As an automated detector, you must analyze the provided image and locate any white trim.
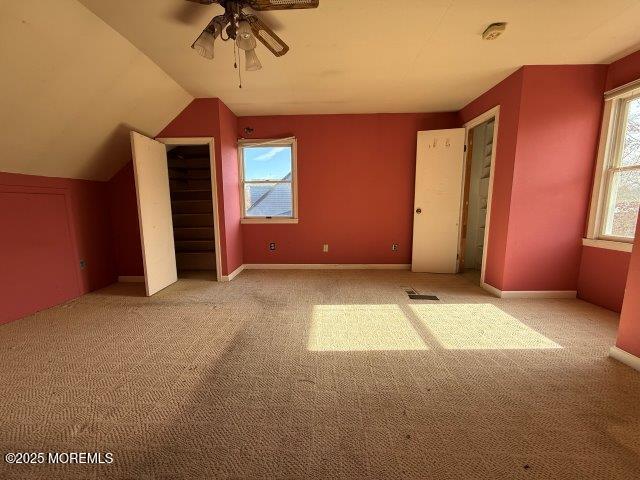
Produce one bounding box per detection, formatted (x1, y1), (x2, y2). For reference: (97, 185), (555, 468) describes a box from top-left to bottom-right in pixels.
(463, 106), (500, 284)
(481, 282), (576, 299)
(241, 218), (299, 224)
(220, 264), (245, 282)
(586, 93), (640, 241)
(604, 78), (640, 101)
(237, 137), (298, 223)
(582, 238), (633, 253)
(243, 264), (411, 270)
(118, 276), (144, 283)
(155, 137), (223, 282)
(464, 105), (500, 130)
(481, 282), (502, 297)
(586, 100), (615, 238)
(499, 290), (577, 299)
(609, 346), (640, 372)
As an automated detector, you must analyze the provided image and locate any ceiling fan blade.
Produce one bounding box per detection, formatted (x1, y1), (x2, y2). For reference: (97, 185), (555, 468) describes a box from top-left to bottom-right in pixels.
(246, 15), (289, 57)
(245, 0), (319, 11)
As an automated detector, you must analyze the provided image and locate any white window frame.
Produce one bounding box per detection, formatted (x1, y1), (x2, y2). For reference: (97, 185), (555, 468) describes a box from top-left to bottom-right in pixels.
(238, 138), (298, 224)
(585, 79), (640, 252)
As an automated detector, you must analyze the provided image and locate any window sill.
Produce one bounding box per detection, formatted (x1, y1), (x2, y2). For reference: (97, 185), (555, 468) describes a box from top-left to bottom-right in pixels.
(241, 218), (299, 225)
(582, 238), (633, 253)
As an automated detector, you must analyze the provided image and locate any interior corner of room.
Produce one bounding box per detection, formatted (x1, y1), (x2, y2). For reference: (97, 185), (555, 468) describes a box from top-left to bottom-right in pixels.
(2, 1), (640, 478)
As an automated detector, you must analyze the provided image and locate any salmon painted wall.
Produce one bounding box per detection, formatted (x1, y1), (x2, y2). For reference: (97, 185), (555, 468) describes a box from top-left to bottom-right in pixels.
(459, 66), (606, 292)
(237, 113), (459, 265)
(108, 162), (144, 276)
(578, 247), (630, 312)
(616, 214), (640, 357)
(0, 172), (116, 324)
(605, 49), (640, 91)
(503, 65), (607, 291)
(217, 101), (243, 274)
(577, 49), (640, 311)
(157, 98), (243, 276)
(458, 69), (525, 290)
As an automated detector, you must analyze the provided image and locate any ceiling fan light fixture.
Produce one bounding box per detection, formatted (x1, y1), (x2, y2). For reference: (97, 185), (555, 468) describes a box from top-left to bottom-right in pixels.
(236, 21), (257, 51)
(245, 48), (263, 71)
(192, 29), (216, 59)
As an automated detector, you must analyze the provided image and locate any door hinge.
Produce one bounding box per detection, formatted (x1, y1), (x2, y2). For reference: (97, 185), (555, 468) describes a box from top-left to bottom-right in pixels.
(464, 145), (467, 152)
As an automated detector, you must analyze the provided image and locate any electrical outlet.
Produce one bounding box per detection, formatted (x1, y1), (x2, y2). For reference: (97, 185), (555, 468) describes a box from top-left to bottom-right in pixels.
(79, 259), (87, 270)
(392, 243), (398, 252)
(269, 242), (276, 251)
(323, 244), (329, 253)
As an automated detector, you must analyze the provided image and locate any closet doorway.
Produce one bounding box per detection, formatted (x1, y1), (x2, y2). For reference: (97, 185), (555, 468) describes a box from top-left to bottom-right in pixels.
(458, 107), (499, 285)
(130, 134), (222, 296)
(158, 137), (222, 283)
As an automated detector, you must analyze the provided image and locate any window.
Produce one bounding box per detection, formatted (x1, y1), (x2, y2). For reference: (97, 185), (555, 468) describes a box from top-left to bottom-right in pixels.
(587, 84), (640, 246)
(238, 138), (298, 223)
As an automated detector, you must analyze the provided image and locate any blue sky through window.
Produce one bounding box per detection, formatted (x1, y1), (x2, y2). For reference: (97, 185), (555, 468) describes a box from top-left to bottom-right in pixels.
(244, 146), (292, 181)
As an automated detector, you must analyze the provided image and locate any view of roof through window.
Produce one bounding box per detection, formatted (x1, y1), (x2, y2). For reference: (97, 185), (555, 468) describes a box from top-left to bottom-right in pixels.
(243, 145), (293, 217)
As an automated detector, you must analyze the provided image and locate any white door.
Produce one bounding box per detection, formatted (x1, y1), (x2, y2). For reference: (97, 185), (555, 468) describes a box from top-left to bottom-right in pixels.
(130, 131), (177, 296)
(411, 128), (466, 273)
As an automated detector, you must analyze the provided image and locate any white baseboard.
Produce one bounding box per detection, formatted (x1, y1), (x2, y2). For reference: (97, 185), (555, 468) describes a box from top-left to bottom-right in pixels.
(481, 282), (577, 299)
(118, 276), (144, 283)
(481, 282), (502, 297)
(609, 346), (640, 372)
(242, 263), (411, 270)
(220, 264), (245, 282)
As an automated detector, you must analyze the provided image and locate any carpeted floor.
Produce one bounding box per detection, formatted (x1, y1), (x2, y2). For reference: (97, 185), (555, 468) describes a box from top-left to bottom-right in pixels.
(1, 270), (639, 479)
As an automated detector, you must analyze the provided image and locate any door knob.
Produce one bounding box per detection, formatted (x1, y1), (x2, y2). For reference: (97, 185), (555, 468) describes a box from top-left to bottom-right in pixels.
(416, 208), (422, 214)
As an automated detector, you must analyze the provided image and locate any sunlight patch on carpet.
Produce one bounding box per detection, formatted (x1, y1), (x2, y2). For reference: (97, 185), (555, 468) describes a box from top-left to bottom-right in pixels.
(409, 304), (561, 350)
(309, 305), (428, 351)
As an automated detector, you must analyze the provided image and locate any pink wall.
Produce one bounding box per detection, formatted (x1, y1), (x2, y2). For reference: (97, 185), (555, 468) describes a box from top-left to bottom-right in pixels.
(218, 101), (243, 274)
(605, 49), (640, 91)
(108, 162), (144, 276)
(459, 66), (607, 292)
(577, 49), (640, 311)
(158, 98), (243, 276)
(504, 65), (607, 291)
(0, 172), (116, 324)
(578, 247), (630, 312)
(616, 215), (640, 357)
(458, 69), (525, 289)
(237, 113), (459, 264)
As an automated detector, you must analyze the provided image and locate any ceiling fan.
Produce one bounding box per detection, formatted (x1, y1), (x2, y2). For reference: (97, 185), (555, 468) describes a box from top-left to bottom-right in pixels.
(187, 0), (319, 71)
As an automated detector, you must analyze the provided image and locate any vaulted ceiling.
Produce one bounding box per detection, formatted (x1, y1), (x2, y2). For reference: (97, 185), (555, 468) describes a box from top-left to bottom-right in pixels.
(1, 1), (640, 181)
(0, 0), (192, 181)
(80, 0), (640, 115)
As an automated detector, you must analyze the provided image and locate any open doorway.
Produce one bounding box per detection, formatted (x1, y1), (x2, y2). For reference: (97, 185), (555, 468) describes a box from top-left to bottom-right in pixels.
(458, 107), (499, 286)
(156, 137), (223, 283)
(167, 145), (218, 279)
(130, 134), (222, 295)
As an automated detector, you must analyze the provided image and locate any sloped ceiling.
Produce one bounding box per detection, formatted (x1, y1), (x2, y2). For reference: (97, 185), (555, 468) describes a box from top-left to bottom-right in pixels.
(78, 0), (640, 116)
(0, 0), (193, 181)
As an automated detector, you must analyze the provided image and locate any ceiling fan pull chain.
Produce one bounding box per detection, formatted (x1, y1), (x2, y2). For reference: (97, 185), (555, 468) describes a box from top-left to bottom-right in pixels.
(234, 42), (243, 89)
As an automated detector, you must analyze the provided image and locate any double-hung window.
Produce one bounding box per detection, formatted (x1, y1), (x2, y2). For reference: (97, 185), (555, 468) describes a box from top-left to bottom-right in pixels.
(238, 138), (298, 223)
(586, 82), (640, 249)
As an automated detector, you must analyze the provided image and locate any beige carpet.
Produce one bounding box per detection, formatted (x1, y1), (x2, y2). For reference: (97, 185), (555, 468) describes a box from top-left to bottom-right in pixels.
(1, 270), (639, 479)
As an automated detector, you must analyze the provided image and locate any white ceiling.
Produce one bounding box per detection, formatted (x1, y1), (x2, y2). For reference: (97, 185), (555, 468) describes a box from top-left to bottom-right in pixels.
(79, 0), (640, 116)
(0, 0), (192, 180)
